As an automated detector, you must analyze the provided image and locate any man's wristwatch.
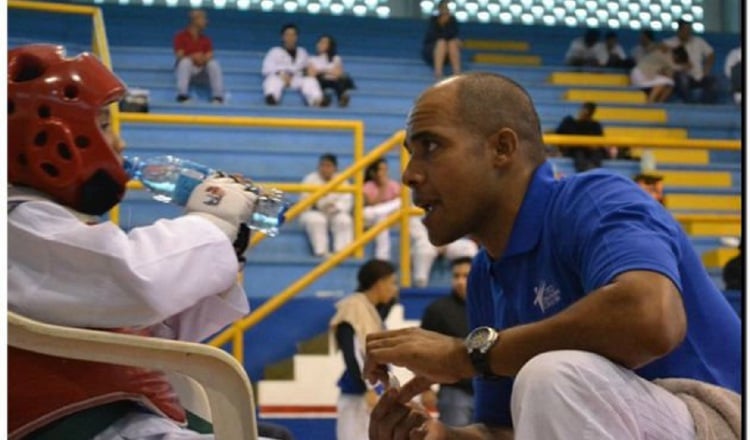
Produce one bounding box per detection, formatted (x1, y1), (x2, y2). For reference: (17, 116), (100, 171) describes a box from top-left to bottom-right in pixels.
(464, 326), (499, 377)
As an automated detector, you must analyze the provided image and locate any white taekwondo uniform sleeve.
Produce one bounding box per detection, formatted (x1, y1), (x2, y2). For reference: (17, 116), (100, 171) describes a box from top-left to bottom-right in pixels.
(8, 199), (249, 341)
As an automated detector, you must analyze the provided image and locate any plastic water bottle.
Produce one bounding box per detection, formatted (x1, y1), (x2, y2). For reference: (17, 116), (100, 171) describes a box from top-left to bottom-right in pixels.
(124, 155), (288, 237)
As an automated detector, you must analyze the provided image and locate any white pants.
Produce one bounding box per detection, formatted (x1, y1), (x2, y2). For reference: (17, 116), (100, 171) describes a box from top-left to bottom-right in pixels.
(93, 411), (275, 440)
(175, 58), (224, 98)
(299, 210), (353, 256)
(336, 394), (369, 440)
(511, 350), (696, 440)
(364, 198), (402, 261)
(411, 218), (478, 287)
(263, 73), (323, 106)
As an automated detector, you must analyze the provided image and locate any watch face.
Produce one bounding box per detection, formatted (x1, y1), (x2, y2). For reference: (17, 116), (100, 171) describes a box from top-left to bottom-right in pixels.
(466, 327), (491, 350)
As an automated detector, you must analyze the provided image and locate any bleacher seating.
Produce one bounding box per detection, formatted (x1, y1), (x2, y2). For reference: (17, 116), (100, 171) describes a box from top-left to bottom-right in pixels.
(9, 4), (742, 437)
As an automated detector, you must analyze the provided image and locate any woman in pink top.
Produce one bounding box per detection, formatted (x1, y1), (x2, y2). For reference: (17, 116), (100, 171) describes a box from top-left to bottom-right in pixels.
(363, 159), (401, 260)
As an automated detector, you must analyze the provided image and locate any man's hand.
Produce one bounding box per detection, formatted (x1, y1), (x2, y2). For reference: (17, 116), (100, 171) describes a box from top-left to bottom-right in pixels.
(365, 328), (474, 387)
(190, 52), (206, 66)
(369, 388), (434, 440)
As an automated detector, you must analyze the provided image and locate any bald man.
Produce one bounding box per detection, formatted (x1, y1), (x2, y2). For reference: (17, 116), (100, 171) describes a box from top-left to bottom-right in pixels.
(173, 9), (224, 103)
(364, 72), (739, 439)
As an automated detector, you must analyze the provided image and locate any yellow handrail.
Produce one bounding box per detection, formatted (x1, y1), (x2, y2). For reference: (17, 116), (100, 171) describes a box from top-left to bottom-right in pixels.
(208, 131), (410, 360)
(112, 112), (366, 256)
(543, 134), (740, 150)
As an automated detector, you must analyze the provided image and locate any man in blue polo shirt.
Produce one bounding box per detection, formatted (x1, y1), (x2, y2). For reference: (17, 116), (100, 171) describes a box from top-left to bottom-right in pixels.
(364, 72), (740, 439)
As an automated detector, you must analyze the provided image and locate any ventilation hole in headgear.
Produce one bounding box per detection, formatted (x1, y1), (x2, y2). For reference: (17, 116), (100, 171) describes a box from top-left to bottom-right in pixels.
(17, 153), (27, 167)
(34, 131), (48, 146)
(38, 105), (51, 118)
(63, 85), (79, 100)
(9, 100), (15, 115)
(74, 136), (90, 148)
(41, 163), (59, 177)
(57, 143), (72, 160)
(11, 54), (46, 82)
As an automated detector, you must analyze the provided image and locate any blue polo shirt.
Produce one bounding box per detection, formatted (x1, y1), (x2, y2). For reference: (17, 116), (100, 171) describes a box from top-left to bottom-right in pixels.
(468, 161), (741, 427)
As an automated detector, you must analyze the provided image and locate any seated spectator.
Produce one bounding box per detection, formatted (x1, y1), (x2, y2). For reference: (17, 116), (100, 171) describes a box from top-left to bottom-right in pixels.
(421, 0), (461, 80)
(364, 158), (402, 261)
(564, 29), (604, 67)
(554, 101), (606, 172)
(633, 173), (665, 205)
(262, 23), (326, 107)
(298, 153), (353, 258)
(173, 9), (224, 103)
(8, 44), (285, 440)
(598, 31), (633, 69)
(308, 35), (356, 107)
(630, 29), (657, 63)
(724, 46), (742, 104)
(663, 19), (718, 103)
(410, 217), (478, 288)
(630, 31), (675, 103)
(722, 239), (743, 291)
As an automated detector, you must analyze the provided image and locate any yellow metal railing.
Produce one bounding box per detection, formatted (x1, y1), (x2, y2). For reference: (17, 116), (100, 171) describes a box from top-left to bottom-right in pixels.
(113, 112), (367, 257)
(543, 134), (741, 150)
(208, 131), (409, 362)
(9, 0), (120, 132)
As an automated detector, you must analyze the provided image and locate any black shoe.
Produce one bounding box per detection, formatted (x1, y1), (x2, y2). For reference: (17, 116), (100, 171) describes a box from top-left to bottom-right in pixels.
(176, 94), (190, 103)
(211, 97), (224, 104)
(321, 95), (332, 107)
(338, 93), (350, 107)
(265, 94), (277, 105)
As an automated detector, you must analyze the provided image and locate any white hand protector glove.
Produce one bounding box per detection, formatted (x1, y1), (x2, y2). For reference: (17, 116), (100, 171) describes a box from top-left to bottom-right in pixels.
(185, 177), (258, 241)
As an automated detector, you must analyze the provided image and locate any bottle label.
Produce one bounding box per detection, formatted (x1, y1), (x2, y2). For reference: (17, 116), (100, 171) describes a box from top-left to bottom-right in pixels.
(173, 169), (206, 206)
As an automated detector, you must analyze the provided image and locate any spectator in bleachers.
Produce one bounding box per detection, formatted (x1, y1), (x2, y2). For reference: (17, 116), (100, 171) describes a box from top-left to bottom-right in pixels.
(308, 35), (356, 107)
(419, 257), (475, 427)
(173, 9), (224, 103)
(330, 259), (399, 440)
(422, 0), (462, 80)
(411, 217), (478, 288)
(597, 31), (633, 69)
(633, 173), (665, 205)
(722, 239), (743, 291)
(262, 23), (326, 107)
(8, 44), (285, 440)
(724, 46), (742, 105)
(554, 101), (606, 172)
(629, 31), (675, 103)
(564, 28), (604, 67)
(630, 30), (657, 63)
(298, 153), (354, 258)
(364, 158), (402, 261)
(663, 19), (718, 104)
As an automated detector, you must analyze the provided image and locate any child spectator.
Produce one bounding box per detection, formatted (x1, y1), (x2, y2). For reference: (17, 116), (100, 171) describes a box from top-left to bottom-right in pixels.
(308, 35), (356, 107)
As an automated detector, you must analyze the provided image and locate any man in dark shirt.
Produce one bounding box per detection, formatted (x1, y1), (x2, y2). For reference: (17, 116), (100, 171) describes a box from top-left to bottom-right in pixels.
(420, 257), (474, 426)
(555, 101), (606, 172)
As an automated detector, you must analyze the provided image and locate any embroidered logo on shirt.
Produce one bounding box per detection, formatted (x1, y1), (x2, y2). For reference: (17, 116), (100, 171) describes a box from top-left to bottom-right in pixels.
(533, 281), (561, 313)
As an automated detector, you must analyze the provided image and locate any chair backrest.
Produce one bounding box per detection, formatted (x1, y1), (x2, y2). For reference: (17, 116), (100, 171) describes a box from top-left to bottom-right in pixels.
(7, 311), (258, 440)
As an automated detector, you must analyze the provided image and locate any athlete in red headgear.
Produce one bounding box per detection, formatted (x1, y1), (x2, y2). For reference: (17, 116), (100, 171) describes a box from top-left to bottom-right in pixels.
(7, 44), (275, 439)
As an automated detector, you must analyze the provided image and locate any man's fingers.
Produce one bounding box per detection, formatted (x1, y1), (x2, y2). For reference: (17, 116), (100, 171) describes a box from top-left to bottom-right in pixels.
(397, 376), (435, 404)
(370, 389), (410, 440)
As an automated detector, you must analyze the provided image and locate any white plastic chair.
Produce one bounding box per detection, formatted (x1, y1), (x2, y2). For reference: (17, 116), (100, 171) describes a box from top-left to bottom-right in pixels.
(8, 311), (258, 440)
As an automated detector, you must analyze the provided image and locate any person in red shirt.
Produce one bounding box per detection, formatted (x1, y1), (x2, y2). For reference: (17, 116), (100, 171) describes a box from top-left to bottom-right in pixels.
(173, 9), (224, 103)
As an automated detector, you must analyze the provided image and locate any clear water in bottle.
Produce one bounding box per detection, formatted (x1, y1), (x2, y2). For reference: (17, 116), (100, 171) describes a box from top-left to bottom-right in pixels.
(124, 155), (288, 236)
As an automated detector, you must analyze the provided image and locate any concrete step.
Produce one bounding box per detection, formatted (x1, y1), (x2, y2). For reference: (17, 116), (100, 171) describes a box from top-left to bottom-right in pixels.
(549, 72), (630, 87)
(665, 194), (741, 212)
(564, 88), (647, 104)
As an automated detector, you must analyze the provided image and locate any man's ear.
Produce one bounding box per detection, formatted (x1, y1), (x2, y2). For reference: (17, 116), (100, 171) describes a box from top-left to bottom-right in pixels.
(488, 127), (519, 168)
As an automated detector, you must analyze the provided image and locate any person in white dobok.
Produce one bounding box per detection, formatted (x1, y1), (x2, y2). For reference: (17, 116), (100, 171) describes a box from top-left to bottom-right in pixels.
(8, 44), (287, 440)
(410, 217), (478, 287)
(298, 153), (354, 257)
(261, 22), (325, 107)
